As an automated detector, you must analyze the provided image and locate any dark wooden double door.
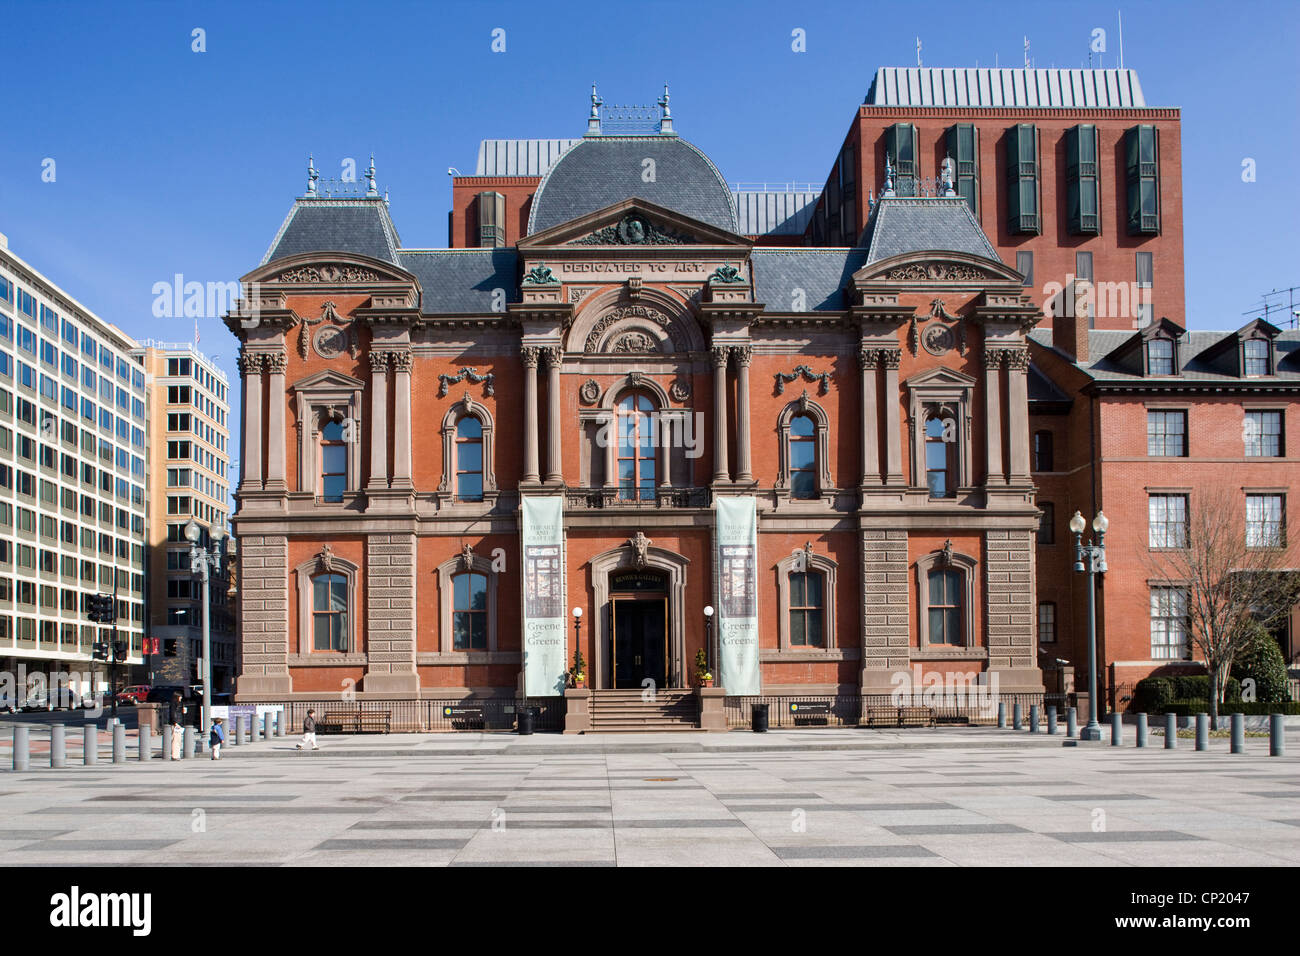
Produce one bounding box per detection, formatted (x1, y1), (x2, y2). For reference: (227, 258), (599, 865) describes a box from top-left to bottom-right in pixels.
(612, 597), (667, 689)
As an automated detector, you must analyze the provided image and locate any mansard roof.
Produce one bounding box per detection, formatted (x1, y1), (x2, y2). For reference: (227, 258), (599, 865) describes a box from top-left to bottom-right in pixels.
(528, 136), (738, 235)
(750, 248), (870, 313)
(397, 249), (518, 315)
(261, 198), (402, 265)
(861, 196), (1001, 264)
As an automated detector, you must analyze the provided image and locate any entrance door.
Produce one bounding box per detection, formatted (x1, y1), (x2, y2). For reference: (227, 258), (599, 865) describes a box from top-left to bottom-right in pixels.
(612, 599), (667, 689)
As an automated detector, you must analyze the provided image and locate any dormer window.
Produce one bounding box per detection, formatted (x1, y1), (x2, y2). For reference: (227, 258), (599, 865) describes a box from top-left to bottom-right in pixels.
(1146, 338), (1174, 375)
(1243, 339), (1270, 377)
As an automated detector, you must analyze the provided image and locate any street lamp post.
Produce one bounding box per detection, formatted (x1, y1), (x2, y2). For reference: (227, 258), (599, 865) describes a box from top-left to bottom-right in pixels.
(703, 605), (715, 684)
(571, 607), (582, 684)
(185, 519), (235, 735)
(1069, 510), (1108, 742)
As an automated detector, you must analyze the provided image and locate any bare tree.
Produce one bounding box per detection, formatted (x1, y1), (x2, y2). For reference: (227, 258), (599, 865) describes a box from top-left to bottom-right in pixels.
(1143, 485), (1300, 722)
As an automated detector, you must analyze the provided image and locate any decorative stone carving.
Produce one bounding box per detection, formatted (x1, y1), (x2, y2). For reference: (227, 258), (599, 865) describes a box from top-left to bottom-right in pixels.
(732, 344), (753, 367)
(313, 325), (348, 359)
(774, 364), (830, 395)
(317, 544), (335, 573)
(437, 366), (494, 397)
(263, 351), (288, 374)
(584, 304), (686, 353)
(569, 287), (594, 306)
(273, 264), (380, 284)
(458, 544), (475, 572)
(520, 346), (540, 369)
(573, 214), (695, 246)
(982, 349), (1005, 369)
(796, 389), (812, 414)
(669, 379), (691, 402)
(237, 350), (263, 374)
(921, 323), (956, 356)
(880, 348), (902, 370)
(579, 379), (601, 405)
(885, 262), (993, 282)
(710, 345), (730, 368)
(627, 276), (642, 301)
(939, 539), (954, 567)
(629, 532), (652, 570)
(540, 346), (563, 368)
(390, 350), (413, 373)
(628, 370), (644, 388)
(708, 264), (745, 284)
(368, 351), (390, 373)
(522, 263), (557, 285)
(612, 332), (658, 353)
(1003, 348), (1032, 371)
(858, 347), (880, 370)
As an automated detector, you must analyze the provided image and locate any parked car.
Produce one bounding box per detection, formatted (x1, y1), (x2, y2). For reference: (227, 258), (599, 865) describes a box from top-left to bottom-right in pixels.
(20, 689), (82, 711)
(19, 694), (52, 712)
(116, 685), (150, 705)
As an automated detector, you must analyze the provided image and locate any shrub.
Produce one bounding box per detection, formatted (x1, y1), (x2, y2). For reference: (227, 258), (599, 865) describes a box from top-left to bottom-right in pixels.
(1165, 701), (1300, 716)
(1231, 622), (1292, 703)
(1133, 678), (1174, 714)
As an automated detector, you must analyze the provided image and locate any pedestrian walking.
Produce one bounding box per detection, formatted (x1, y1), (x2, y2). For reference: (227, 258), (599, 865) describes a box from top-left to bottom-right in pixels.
(209, 717), (225, 760)
(168, 691), (185, 759)
(296, 709), (320, 751)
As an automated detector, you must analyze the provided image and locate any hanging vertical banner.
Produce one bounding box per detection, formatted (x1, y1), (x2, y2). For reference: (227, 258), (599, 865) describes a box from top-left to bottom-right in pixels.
(521, 495), (567, 697)
(715, 495), (760, 695)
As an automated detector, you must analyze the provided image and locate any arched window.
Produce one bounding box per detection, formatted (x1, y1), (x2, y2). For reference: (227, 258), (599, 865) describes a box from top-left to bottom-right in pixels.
(456, 416), (484, 501)
(788, 570), (824, 646)
(312, 573), (348, 651)
(927, 569), (962, 645)
(452, 572), (488, 650)
(925, 413), (956, 498)
(320, 420), (347, 502)
(789, 415), (817, 499)
(617, 390), (656, 500)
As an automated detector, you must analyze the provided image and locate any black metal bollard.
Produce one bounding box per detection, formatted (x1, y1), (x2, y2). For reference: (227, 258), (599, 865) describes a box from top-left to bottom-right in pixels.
(997, 702), (1006, 728)
(51, 723), (66, 768)
(1136, 713), (1148, 748)
(13, 724), (31, 772)
(1271, 713), (1285, 757)
(1230, 713), (1245, 755)
(1195, 714), (1208, 752)
(1066, 707), (1077, 738)
(1164, 712), (1177, 749)
(1111, 712), (1122, 746)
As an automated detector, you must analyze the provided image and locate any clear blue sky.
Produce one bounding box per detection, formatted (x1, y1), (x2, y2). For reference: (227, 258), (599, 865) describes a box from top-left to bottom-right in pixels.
(1, 0), (1296, 408)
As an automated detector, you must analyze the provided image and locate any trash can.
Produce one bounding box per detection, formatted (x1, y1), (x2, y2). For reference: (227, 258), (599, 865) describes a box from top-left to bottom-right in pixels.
(751, 703), (769, 733)
(517, 707), (534, 735)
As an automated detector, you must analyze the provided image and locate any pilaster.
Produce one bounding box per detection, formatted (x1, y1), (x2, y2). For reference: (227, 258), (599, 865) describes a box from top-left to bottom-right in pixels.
(363, 533), (419, 694)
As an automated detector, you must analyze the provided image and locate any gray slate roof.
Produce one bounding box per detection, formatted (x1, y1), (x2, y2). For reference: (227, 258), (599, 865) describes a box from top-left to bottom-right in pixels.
(863, 197), (1001, 264)
(1029, 328), (1300, 383)
(866, 67), (1147, 108)
(398, 250), (518, 314)
(733, 190), (819, 236)
(751, 248), (870, 312)
(261, 199), (402, 265)
(528, 136), (737, 235)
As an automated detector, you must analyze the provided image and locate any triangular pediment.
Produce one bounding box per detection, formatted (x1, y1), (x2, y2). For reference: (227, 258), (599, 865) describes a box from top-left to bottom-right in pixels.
(242, 251), (415, 287)
(290, 369), (366, 392)
(903, 365), (978, 388)
(518, 198), (750, 250)
(853, 250), (1022, 286)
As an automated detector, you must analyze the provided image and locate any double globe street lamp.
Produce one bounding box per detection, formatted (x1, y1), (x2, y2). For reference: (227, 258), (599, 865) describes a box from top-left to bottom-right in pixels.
(184, 519), (236, 735)
(1069, 510), (1108, 742)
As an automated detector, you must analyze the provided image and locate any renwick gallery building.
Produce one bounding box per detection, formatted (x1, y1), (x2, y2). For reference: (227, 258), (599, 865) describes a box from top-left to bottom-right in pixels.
(226, 68), (1299, 730)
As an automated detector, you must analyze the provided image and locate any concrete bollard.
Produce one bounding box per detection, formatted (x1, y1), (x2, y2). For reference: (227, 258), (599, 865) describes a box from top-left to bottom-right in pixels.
(13, 724), (31, 772)
(1066, 707), (1077, 738)
(276, 712), (286, 737)
(238, 716), (249, 746)
(1136, 713), (1148, 748)
(1047, 706), (1058, 735)
(1271, 713), (1285, 757)
(1111, 712), (1122, 746)
(1230, 713), (1245, 755)
(161, 725), (174, 761)
(1195, 714), (1208, 752)
(84, 723), (98, 765)
(112, 723), (126, 763)
(1013, 701), (1023, 730)
(1029, 704), (1040, 733)
(1164, 712), (1177, 749)
(138, 725), (152, 761)
(997, 702), (1006, 729)
(263, 714), (273, 740)
(51, 723), (66, 768)
(182, 727), (195, 759)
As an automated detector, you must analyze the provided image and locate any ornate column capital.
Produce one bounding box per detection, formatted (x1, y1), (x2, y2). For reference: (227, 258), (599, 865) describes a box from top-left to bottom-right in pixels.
(520, 345), (540, 369)
(858, 347), (880, 371)
(540, 345), (563, 369)
(879, 348), (902, 370)
(264, 350), (288, 375)
(710, 345), (731, 369)
(1003, 347), (1032, 372)
(982, 348), (1006, 370)
(390, 350), (413, 373)
(368, 350), (391, 373)
(237, 349), (263, 374)
(731, 344), (753, 368)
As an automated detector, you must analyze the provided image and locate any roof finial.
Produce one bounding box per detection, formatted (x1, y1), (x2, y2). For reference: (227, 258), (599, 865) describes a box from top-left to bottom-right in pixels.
(940, 154), (956, 197)
(306, 155), (318, 197)
(658, 83), (674, 135)
(365, 154), (378, 197)
(883, 156), (896, 197)
(587, 84), (603, 136)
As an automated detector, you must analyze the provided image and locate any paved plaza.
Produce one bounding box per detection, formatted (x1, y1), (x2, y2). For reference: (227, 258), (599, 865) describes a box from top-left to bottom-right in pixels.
(0, 728), (1297, 866)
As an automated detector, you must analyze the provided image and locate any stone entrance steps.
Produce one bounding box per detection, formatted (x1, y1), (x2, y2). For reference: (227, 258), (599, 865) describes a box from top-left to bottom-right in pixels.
(589, 689), (701, 733)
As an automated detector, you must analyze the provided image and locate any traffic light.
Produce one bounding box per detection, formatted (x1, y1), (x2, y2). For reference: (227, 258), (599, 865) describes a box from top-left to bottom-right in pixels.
(112, 641), (127, 661)
(85, 594), (114, 624)
(91, 641), (109, 661)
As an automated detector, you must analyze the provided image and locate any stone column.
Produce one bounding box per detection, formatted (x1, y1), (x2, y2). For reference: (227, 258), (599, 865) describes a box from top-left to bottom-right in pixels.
(367, 351), (389, 490)
(881, 348), (903, 484)
(983, 349), (1005, 486)
(521, 347), (541, 483)
(859, 348), (879, 485)
(710, 345), (730, 483)
(390, 350), (413, 489)
(733, 345), (753, 482)
(239, 350), (263, 492)
(542, 346), (563, 484)
(263, 350), (287, 491)
(1005, 347), (1032, 482)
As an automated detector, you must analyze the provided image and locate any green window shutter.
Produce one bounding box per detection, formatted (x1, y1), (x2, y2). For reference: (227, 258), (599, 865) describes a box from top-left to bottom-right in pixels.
(1125, 125), (1160, 235)
(1066, 124), (1100, 235)
(945, 123), (979, 215)
(1005, 124), (1040, 235)
(477, 191), (505, 248)
(886, 123), (918, 197)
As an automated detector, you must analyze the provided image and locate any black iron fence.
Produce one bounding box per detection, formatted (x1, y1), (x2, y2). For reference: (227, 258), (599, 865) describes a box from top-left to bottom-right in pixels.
(244, 697), (563, 734)
(724, 692), (1049, 729)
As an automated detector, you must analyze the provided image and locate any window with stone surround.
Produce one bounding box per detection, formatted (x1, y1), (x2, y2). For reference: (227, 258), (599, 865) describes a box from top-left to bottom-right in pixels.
(293, 551), (358, 656)
(319, 420), (347, 502)
(439, 397), (497, 505)
(775, 548), (838, 651)
(436, 551), (499, 654)
(452, 572), (488, 650)
(914, 547), (977, 650)
(312, 574), (348, 651)
(775, 395), (832, 502)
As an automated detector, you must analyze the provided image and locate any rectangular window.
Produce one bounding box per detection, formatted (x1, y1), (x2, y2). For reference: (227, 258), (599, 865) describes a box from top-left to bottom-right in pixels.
(1243, 339), (1270, 377)
(1146, 339), (1175, 375)
(1005, 124), (1040, 234)
(1015, 251), (1033, 287)
(1125, 125), (1160, 234)
(477, 191), (506, 249)
(1147, 410), (1187, 456)
(1033, 430), (1054, 472)
(1244, 410), (1283, 457)
(1037, 502), (1055, 545)
(1246, 494), (1285, 548)
(1075, 251), (1094, 283)
(1149, 494), (1188, 549)
(1065, 124), (1100, 234)
(1150, 587), (1188, 659)
(945, 123), (979, 215)
(885, 123), (919, 197)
